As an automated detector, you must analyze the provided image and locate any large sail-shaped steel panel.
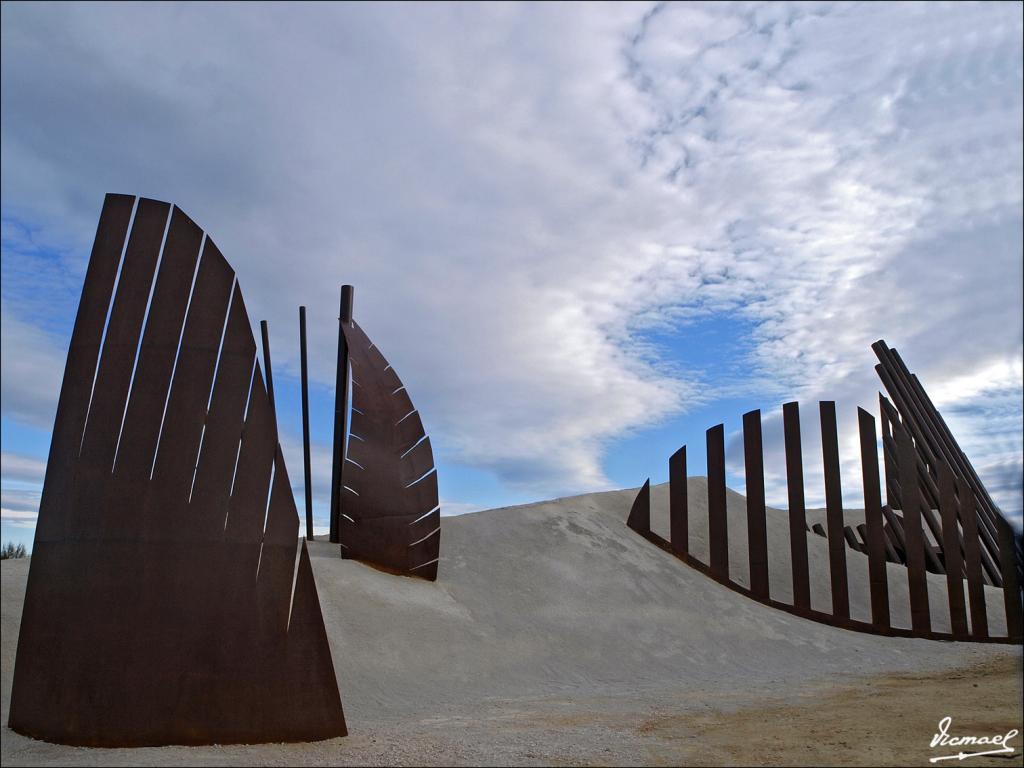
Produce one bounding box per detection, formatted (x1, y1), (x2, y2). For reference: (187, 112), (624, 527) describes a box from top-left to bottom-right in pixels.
(8, 194), (347, 746)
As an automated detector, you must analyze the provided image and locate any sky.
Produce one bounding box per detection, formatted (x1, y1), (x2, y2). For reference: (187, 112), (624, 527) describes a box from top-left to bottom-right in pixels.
(1, 1), (1022, 551)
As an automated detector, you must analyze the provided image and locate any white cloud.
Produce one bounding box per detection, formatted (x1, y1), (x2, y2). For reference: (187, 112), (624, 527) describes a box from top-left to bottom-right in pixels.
(0, 308), (64, 429)
(1, 508), (37, 521)
(1, 2), (1020, 514)
(0, 452), (47, 485)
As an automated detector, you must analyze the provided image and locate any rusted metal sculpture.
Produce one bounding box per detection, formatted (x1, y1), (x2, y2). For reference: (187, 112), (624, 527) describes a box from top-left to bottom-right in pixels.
(626, 384), (1022, 644)
(8, 194), (347, 746)
(330, 287), (441, 580)
(874, 340), (1003, 585)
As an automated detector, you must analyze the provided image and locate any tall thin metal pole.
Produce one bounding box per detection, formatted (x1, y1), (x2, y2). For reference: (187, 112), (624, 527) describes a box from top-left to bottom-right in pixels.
(260, 320), (276, 423)
(329, 285), (354, 545)
(299, 306), (314, 540)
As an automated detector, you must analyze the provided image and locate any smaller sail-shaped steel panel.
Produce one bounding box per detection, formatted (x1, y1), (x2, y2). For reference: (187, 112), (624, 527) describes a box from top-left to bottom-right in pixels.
(340, 319), (440, 580)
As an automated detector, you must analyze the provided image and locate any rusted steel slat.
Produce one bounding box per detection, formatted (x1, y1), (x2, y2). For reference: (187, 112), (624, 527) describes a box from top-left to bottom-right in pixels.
(819, 401), (849, 620)
(908, 369), (1004, 569)
(857, 408), (890, 630)
(881, 357), (984, 572)
(669, 446), (688, 556)
(881, 528), (901, 563)
(879, 394), (901, 510)
(260, 320), (276, 420)
(842, 527), (862, 552)
(783, 402), (810, 610)
(35, 194), (135, 542)
(707, 424), (729, 580)
(959, 479), (988, 639)
(743, 410), (769, 599)
(876, 378), (950, 576)
(896, 423), (930, 635)
(330, 285), (354, 544)
(876, 352), (1000, 584)
(258, 447), (301, 633)
(224, 366), (276, 545)
(149, 241), (234, 526)
(913, 371), (1003, 535)
(117, 207), (205, 542)
(996, 515), (1023, 642)
(881, 504), (906, 551)
(72, 199), (170, 539)
(890, 345), (1001, 527)
(626, 479), (651, 535)
(189, 285), (255, 540)
(938, 464), (969, 638)
(853, 524), (870, 552)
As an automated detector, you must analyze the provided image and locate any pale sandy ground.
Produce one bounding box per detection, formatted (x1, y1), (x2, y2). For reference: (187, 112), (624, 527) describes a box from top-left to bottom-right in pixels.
(1, 481), (1021, 766)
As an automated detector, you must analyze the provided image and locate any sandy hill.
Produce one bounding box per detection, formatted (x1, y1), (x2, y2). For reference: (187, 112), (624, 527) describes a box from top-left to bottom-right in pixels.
(1, 482), (1018, 766)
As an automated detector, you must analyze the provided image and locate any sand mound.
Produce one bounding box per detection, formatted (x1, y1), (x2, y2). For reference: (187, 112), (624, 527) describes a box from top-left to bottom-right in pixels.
(2, 482), (1016, 764)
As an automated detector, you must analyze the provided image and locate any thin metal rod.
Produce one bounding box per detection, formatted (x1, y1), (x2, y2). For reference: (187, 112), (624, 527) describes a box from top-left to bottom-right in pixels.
(299, 306), (314, 541)
(329, 285), (354, 545)
(260, 320), (276, 424)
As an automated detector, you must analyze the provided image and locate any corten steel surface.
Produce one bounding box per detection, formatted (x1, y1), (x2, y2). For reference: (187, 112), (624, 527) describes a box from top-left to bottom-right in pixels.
(857, 408), (890, 631)
(879, 396), (901, 510)
(819, 402), (850, 620)
(743, 410), (769, 600)
(627, 479), (652, 535)
(874, 340), (1004, 586)
(337, 312), (441, 580)
(783, 402), (811, 610)
(706, 424), (729, 580)
(623, 397), (1020, 644)
(260, 319), (276, 420)
(996, 516), (1024, 642)
(895, 422), (931, 634)
(329, 286), (354, 544)
(669, 447), (687, 556)
(843, 526), (864, 553)
(938, 465), (969, 638)
(878, 394), (958, 576)
(960, 480), (989, 640)
(8, 194), (347, 747)
(879, 390), (969, 578)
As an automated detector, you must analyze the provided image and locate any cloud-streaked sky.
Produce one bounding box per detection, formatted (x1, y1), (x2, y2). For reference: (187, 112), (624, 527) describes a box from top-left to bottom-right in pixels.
(2, 1), (1022, 548)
